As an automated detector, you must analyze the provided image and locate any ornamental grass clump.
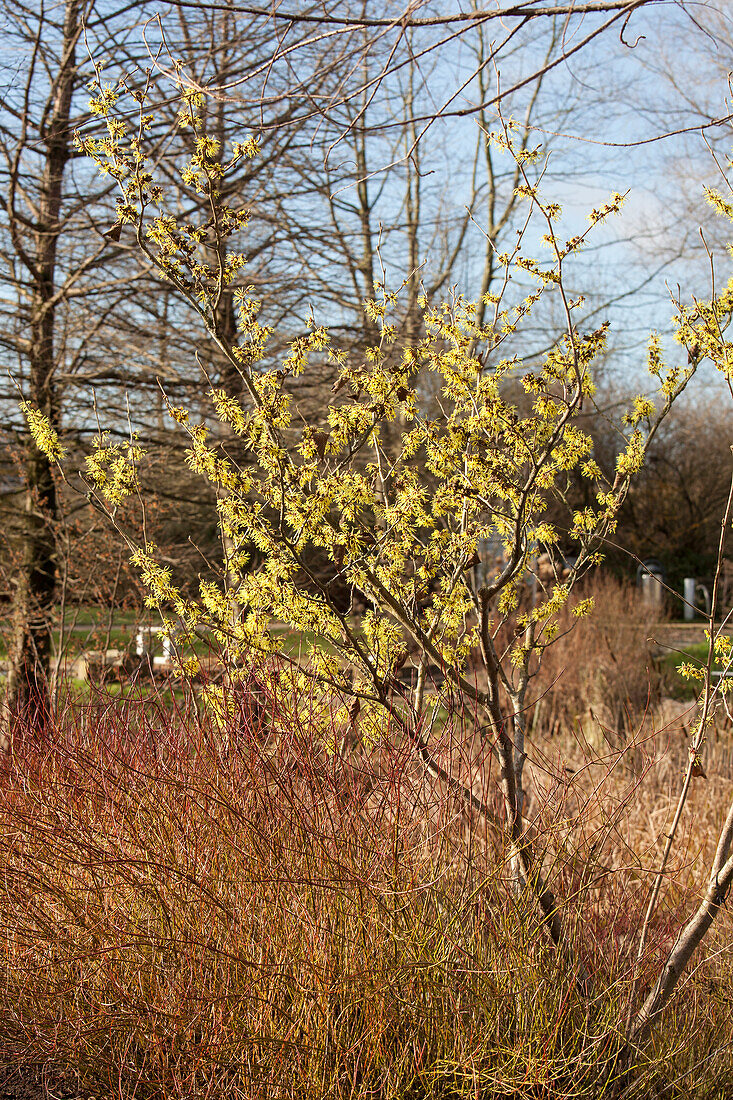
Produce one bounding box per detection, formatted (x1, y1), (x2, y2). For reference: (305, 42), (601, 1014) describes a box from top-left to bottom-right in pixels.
(0, 678), (584, 1098)
(1, 680), (733, 1098)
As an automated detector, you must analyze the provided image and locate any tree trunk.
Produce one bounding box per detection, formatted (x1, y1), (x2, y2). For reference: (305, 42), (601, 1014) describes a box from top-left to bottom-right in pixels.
(6, 0), (79, 734)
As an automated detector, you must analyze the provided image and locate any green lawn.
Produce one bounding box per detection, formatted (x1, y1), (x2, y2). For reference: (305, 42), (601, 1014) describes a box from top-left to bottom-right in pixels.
(658, 641), (732, 699)
(0, 608), (353, 688)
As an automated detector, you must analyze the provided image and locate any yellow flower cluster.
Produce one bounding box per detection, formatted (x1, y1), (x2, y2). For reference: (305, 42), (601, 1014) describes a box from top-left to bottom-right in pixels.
(20, 402), (65, 463)
(66, 75), (722, 734)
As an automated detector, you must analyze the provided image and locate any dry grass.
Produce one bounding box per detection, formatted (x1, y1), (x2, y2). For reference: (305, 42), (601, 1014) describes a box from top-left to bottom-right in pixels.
(527, 576), (667, 743)
(1, 648), (733, 1097)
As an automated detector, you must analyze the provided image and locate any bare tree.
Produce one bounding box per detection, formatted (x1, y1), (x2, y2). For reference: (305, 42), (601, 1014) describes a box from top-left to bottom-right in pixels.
(1, 0), (87, 729)
(0, 0), (354, 728)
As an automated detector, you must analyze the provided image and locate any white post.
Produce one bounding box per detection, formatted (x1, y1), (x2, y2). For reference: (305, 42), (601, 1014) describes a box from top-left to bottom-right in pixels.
(683, 577), (696, 622)
(641, 573), (663, 608)
(135, 625), (155, 657)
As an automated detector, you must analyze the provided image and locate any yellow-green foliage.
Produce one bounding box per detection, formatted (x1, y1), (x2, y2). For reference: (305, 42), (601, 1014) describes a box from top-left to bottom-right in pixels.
(20, 401), (65, 463)
(62, 76), (712, 719)
(85, 434), (146, 508)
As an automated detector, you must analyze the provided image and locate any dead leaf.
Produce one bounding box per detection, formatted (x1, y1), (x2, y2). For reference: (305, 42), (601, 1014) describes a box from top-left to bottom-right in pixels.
(313, 430), (329, 460)
(393, 650), (408, 673)
(691, 753), (708, 779)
